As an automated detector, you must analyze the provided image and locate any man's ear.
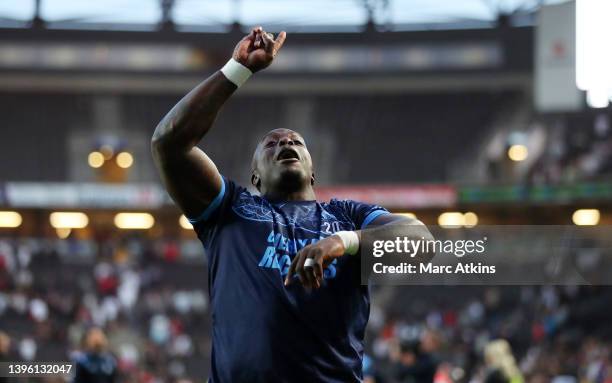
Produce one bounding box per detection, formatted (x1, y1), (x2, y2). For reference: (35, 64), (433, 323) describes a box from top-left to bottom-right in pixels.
(311, 173), (315, 185)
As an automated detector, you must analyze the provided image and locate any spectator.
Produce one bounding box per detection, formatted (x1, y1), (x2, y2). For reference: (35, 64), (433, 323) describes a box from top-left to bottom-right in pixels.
(391, 339), (438, 383)
(484, 339), (524, 383)
(73, 327), (117, 383)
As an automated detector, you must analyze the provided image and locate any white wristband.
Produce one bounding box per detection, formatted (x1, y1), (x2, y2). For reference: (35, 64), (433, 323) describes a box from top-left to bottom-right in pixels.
(334, 231), (360, 255)
(220, 58), (252, 87)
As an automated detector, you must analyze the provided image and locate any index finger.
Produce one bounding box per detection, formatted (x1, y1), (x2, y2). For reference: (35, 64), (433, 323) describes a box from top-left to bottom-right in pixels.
(245, 28), (257, 41)
(273, 31), (287, 55)
(284, 250), (299, 285)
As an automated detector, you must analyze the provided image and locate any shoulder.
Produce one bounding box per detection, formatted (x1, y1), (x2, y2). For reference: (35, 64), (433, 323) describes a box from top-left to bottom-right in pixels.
(229, 182), (269, 215)
(327, 198), (386, 214)
(326, 198), (391, 229)
(327, 198), (354, 208)
(221, 177), (260, 206)
(73, 352), (94, 372)
(188, 177), (251, 225)
(102, 352), (117, 364)
(73, 351), (88, 365)
(322, 198), (354, 216)
(189, 177), (268, 237)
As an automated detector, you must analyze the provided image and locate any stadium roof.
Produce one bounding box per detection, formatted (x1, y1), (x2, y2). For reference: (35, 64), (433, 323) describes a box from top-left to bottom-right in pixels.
(0, 0), (571, 32)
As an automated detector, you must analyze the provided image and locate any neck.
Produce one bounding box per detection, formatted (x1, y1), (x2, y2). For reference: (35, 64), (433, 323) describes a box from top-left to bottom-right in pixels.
(262, 186), (316, 202)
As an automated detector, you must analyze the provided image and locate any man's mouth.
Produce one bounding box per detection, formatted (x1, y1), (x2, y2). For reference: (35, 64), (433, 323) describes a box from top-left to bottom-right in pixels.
(276, 148), (300, 162)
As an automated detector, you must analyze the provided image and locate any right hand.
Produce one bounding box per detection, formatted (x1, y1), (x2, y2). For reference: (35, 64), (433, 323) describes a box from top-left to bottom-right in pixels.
(284, 234), (347, 289)
(232, 26), (287, 73)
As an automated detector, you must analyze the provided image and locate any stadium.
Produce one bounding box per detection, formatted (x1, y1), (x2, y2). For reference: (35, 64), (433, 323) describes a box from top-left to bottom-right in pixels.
(0, 0), (611, 382)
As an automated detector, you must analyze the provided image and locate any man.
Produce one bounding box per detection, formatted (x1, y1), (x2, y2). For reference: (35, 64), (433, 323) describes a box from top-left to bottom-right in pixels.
(152, 26), (432, 383)
(72, 327), (117, 383)
(390, 339), (438, 383)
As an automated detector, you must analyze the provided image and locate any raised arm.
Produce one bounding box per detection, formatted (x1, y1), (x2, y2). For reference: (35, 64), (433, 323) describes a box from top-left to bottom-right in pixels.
(151, 27), (287, 219)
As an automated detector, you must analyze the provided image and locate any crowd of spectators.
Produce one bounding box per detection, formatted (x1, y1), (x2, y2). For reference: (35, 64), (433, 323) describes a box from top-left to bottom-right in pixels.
(365, 285), (612, 383)
(0, 235), (209, 382)
(529, 114), (612, 184)
(1, 236), (611, 382)
(484, 113), (612, 185)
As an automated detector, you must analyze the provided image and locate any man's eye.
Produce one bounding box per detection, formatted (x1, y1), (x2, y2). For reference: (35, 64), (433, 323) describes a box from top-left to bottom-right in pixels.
(265, 141), (276, 148)
(294, 140), (303, 146)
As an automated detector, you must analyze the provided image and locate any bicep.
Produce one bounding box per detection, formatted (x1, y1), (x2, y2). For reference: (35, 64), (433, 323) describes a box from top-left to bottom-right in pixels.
(367, 213), (422, 227)
(366, 213), (433, 243)
(152, 145), (222, 219)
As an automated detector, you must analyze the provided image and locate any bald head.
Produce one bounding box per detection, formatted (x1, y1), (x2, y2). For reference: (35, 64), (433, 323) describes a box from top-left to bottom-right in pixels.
(250, 128), (314, 198)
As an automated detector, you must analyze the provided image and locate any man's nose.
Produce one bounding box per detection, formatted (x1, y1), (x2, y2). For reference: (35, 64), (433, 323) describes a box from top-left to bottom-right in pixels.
(279, 138), (295, 146)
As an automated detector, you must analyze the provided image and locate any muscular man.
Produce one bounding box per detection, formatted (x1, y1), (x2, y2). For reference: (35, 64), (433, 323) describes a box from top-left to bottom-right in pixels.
(152, 26), (432, 383)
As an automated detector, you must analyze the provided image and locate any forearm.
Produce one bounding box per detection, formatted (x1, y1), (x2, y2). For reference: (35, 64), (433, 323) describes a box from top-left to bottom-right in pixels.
(335, 217), (434, 258)
(149, 28), (285, 217)
(356, 219), (435, 262)
(151, 71), (237, 155)
(152, 26), (286, 156)
(286, 217), (435, 288)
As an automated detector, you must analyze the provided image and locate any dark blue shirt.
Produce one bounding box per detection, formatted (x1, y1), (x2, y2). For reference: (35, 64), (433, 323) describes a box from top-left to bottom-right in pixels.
(72, 352), (117, 383)
(190, 177), (389, 383)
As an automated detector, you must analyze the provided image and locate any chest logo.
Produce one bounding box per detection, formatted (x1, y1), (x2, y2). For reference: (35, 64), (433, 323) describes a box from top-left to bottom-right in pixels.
(257, 230), (337, 279)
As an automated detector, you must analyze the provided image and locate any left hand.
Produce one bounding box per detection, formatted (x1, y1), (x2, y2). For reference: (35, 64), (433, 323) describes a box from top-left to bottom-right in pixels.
(232, 26), (287, 73)
(284, 235), (346, 289)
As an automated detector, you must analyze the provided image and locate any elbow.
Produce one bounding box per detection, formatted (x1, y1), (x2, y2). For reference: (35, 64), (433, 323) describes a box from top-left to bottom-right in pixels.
(151, 122), (195, 157)
(151, 124), (177, 157)
(150, 136), (168, 163)
(400, 219), (434, 242)
(410, 222), (436, 261)
(151, 120), (171, 149)
(415, 220), (435, 242)
(379, 218), (434, 242)
(418, 221), (435, 241)
(150, 133), (165, 155)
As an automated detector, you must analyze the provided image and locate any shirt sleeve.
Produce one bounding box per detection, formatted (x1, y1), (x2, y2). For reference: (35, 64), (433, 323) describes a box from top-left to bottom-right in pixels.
(340, 199), (391, 229)
(187, 176), (242, 240)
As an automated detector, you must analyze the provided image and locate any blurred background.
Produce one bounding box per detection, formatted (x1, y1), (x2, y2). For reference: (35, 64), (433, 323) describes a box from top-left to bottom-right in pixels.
(0, 0), (611, 382)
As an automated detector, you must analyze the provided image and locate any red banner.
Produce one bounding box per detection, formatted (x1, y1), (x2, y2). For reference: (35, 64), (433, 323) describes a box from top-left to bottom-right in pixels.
(315, 184), (457, 209)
